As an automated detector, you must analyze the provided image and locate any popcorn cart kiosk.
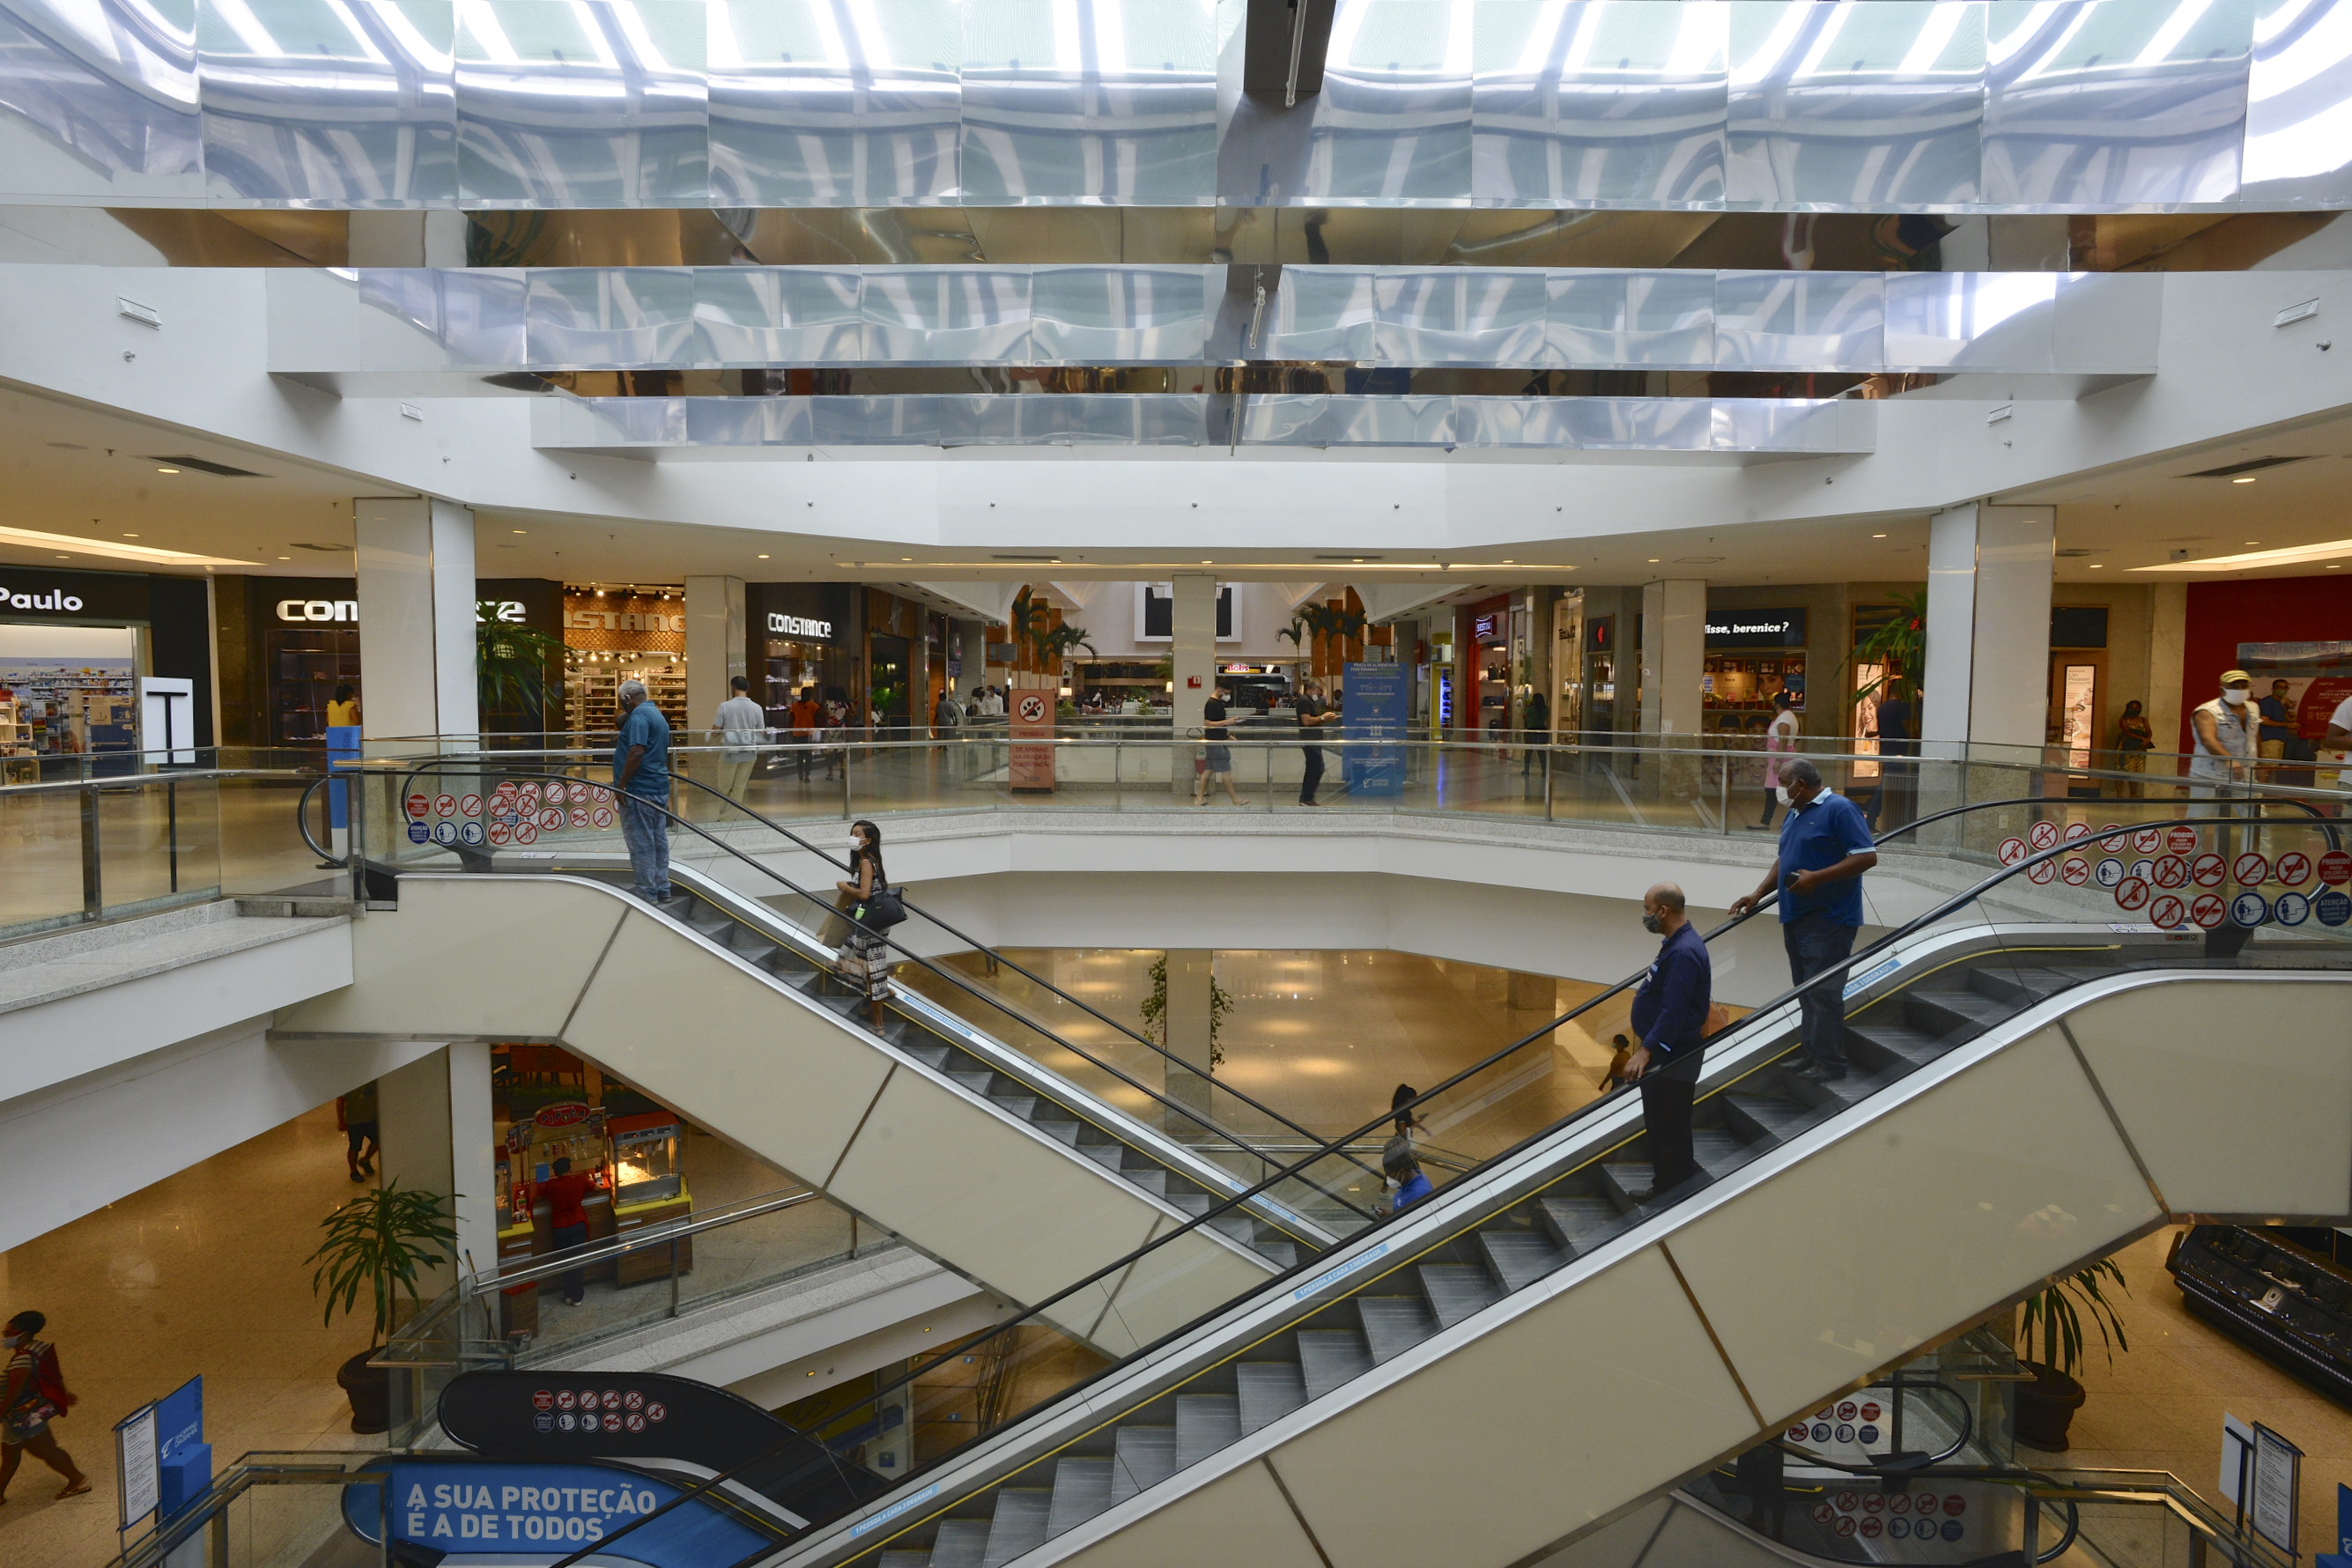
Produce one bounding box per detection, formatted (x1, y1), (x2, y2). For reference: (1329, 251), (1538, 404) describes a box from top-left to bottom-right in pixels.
(606, 1111), (694, 1287)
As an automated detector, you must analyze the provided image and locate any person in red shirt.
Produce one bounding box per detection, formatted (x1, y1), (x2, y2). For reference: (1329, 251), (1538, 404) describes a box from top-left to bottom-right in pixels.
(788, 688), (824, 782)
(539, 1158), (596, 1305)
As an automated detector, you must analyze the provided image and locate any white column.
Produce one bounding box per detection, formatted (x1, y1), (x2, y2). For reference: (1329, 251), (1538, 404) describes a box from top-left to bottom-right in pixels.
(1638, 579), (1705, 739)
(2147, 583), (2189, 766)
(375, 1048), (457, 1301)
(355, 497), (479, 743)
(1924, 503), (2055, 754)
(1162, 949), (1215, 1132)
(1171, 574), (1216, 795)
(684, 575), (748, 742)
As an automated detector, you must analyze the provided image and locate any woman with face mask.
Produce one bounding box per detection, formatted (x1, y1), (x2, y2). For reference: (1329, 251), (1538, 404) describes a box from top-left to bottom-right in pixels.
(0, 1311), (89, 1503)
(832, 819), (894, 1031)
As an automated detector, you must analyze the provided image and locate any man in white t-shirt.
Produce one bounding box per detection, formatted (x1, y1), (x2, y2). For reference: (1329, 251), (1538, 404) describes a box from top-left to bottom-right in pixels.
(713, 675), (768, 805)
(2188, 668), (2260, 817)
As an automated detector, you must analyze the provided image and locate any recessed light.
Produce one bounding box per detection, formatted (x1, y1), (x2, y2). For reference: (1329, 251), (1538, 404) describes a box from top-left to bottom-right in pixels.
(155, 467), (179, 474)
(122, 533), (138, 538)
(512, 529), (527, 535)
(2089, 564), (2104, 569)
(1872, 533), (1887, 538)
(2233, 477), (2256, 484)
(277, 555), (291, 560)
(2243, 540), (2260, 545)
(1647, 558), (1660, 563)
(54, 554), (70, 559)
(757, 553), (769, 559)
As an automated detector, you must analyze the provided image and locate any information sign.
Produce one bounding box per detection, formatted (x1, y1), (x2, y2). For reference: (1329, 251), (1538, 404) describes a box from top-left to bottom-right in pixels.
(1342, 662), (1408, 797)
(2095, 858), (2124, 887)
(2166, 825), (2200, 854)
(2275, 892), (2311, 926)
(2318, 889), (2351, 926)
(2230, 892), (2270, 928)
(115, 1402), (159, 1531)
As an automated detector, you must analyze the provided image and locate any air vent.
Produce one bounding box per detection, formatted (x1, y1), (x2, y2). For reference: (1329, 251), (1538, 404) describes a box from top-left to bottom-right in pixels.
(144, 455), (265, 477)
(288, 542), (349, 552)
(990, 554), (1061, 562)
(2056, 548), (2095, 558)
(2180, 455), (2314, 477)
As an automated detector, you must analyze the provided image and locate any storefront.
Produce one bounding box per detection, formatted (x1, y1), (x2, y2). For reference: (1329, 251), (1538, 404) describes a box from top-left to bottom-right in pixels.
(1463, 594), (1514, 736)
(0, 566), (212, 773)
(1701, 607), (1808, 738)
(562, 584), (688, 734)
(745, 583), (853, 724)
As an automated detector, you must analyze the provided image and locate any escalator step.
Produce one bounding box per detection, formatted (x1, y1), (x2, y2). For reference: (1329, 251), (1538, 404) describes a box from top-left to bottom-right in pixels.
(904, 1044), (951, 1071)
(1032, 1120), (1082, 1146)
(1126, 1169), (1172, 1198)
(1044, 1457), (1113, 1539)
(878, 1553), (930, 1568)
(1724, 1094), (1810, 1146)
(1841, 1021), (1942, 1067)
(1536, 1196), (1620, 1252)
(1174, 1395), (1239, 1470)
(990, 1095), (1039, 1121)
(1166, 1191), (1207, 1215)
(1478, 1230), (1563, 1293)
(1357, 1295), (1437, 1362)
(1237, 1361), (1306, 1433)
(1418, 1264), (1498, 1328)
(1296, 1329), (1373, 1400)
(1253, 1240), (1298, 1269)
(1967, 965), (2099, 1006)
(1109, 1426), (1177, 1504)
(1692, 1131), (1748, 1170)
(979, 1488), (1051, 1568)
(1076, 1143), (1124, 1171)
(948, 1071), (995, 1095)
(1904, 989), (2008, 1036)
(926, 1518), (991, 1568)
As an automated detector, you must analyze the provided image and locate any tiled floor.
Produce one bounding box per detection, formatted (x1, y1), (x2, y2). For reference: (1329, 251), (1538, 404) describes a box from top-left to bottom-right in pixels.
(2027, 1227), (2352, 1553)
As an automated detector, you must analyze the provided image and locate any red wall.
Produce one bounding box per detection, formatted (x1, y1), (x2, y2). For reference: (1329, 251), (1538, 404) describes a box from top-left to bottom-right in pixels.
(2178, 577), (2350, 750)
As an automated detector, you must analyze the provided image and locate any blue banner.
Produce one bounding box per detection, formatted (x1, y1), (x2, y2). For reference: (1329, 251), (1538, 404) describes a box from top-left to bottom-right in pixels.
(344, 1460), (779, 1565)
(1342, 662), (1407, 796)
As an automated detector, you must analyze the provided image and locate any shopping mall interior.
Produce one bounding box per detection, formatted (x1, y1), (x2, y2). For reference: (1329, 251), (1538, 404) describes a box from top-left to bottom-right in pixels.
(3, 3), (2352, 1565)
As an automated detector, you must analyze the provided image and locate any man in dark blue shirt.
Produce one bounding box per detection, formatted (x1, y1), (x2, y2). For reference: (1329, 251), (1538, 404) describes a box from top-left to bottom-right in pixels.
(1732, 758), (1878, 1082)
(1626, 881), (1712, 1201)
(612, 679), (675, 905)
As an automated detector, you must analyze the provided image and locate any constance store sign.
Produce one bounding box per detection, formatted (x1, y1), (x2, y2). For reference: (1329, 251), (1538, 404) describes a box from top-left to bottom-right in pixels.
(766, 612), (832, 640)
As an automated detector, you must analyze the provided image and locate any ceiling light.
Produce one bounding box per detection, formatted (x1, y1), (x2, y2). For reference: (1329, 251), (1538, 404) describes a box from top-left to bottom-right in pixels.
(757, 553), (769, 559)
(512, 529), (527, 535)
(0, 523), (249, 566)
(1647, 558), (1661, 563)
(277, 555), (291, 560)
(2244, 540), (2260, 545)
(2233, 477), (2257, 484)
(1872, 533), (1887, 538)
(55, 554), (69, 559)
(2089, 564), (2104, 569)
(2134, 537), (2352, 573)
(156, 467), (180, 474)
(122, 533), (138, 538)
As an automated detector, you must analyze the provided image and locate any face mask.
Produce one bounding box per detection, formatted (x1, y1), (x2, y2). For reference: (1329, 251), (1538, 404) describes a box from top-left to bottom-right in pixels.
(1776, 787), (1792, 805)
(1641, 913), (1662, 935)
(2222, 688), (2247, 706)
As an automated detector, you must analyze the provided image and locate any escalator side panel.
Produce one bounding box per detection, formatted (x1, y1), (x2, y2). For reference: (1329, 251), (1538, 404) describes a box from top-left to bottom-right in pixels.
(1201, 1246), (1755, 1568)
(1527, 1497), (1677, 1568)
(1667, 1022), (2163, 1428)
(2068, 980), (2352, 1218)
(276, 873), (625, 1040)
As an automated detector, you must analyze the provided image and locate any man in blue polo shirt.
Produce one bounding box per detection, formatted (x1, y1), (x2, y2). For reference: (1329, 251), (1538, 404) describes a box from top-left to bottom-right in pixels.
(1731, 758), (1877, 1082)
(1625, 881), (1711, 1202)
(612, 678), (675, 906)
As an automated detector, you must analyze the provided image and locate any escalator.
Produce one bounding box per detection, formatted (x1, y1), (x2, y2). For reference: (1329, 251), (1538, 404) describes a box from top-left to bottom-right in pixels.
(504, 808), (2351, 1568)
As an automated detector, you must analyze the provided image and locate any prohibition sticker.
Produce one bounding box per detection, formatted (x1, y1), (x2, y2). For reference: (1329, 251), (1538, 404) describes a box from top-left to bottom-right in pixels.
(2191, 892), (2227, 929)
(2166, 825), (2200, 854)
(488, 822), (513, 846)
(2277, 852), (2313, 886)
(2233, 852), (2271, 885)
(460, 794), (482, 817)
(2153, 856), (2189, 889)
(2030, 820), (2060, 850)
(405, 793), (428, 818)
(2276, 892), (2312, 926)
(2095, 858), (2125, 887)
(592, 806), (615, 828)
(1999, 838), (2028, 866)
(2322, 850), (2352, 886)
(516, 823), (538, 846)
(2133, 825), (2163, 854)
(1861, 1520), (1883, 1540)
(2190, 853), (2226, 887)
(546, 780), (569, 804)
(2060, 857), (2090, 885)
(2097, 823), (2126, 845)
(2112, 877), (2150, 912)
(2230, 892), (2270, 927)
(570, 806), (589, 829)
(433, 794), (456, 816)
(1017, 693), (1048, 722)
(1835, 1518), (1857, 1539)
(2028, 859), (2056, 884)
(537, 807), (564, 831)
(2151, 894), (2186, 928)
(2063, 821), (2090, 841)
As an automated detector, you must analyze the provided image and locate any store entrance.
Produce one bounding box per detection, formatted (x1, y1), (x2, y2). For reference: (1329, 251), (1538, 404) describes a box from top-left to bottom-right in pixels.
(869, 634), (911, 731)
(2048, 651), (2107, 774)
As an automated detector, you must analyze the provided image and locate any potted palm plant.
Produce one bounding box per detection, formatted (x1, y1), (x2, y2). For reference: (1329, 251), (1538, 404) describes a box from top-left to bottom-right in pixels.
(308, 1180), (459, 1433)
(2014, 1258), (2132, 1450)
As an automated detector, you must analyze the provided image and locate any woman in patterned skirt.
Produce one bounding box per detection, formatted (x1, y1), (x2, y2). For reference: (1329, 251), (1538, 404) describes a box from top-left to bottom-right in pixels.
(832, 818), (892, 1030)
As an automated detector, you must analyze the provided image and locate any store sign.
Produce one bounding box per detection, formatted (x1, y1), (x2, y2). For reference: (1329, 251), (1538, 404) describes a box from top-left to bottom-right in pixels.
(1705, 609), (1807, 649)
(766, 612), (832, 640)
(567, 606), (685, 633)
(1, 585), (86, 612)
(477, 600), (525, 624)
(0, 567), (152, 622)
(277, 597), (360, 624)
(1472, 612), (1505, 644)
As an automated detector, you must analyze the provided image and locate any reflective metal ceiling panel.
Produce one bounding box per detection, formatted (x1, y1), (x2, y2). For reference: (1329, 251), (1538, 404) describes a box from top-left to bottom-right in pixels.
(1557, 393), (1712, 447)
(692, 263), (863, 364)
(1712, 268), (1882, 366)
(455, 0), (707, 206)
(1882, 267), (2052, 370)
(1544, 267), (1715, 367)
(0, 0), (201, 196)
(1726, 0), (1984, 208)
(2242, 0), (2352, 206)
(1030, 263), (1209, 363)
(1306, 0), (1472, 203)
(524, 263), (695, 364)
(199, 0), (456, 204)
(1983, 0), (2253, 208)
(958, 0), (1216, 205)
(860, 263), (1032, 360)
(355, 263), (527, 362)
(1373, 265), (1548, 363)
(1265, 265), (1379, 359)
(1471, 1), (1727, 207)
(706, 0), (958, 207)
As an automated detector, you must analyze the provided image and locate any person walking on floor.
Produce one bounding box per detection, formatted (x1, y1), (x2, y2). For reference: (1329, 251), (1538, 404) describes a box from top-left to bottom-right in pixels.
(1295, 678), (1339, 806)
(832, 818), (895, 1031)
(1753, 691), (1801, 828)
(1624, 882), (1711, 1202)
(1520, 690), (1550, 778)
(338, 1081), (379, 1183)
(612, 678), (675, 906)
(538, 1158), (595, 1306)
(0, 1312), (90, 1502)
(1194, 684), (1245, 807)
(1731, 758), (1877, 1083)
(713, 675), (767, 810)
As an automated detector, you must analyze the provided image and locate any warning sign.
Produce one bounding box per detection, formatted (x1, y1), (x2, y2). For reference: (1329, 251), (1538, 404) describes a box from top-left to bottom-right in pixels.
(2277, 852), (2313, 886)
(2028, 859), (2057, 884)
(1017, 693), (1048, 723)
(1999, 838), (2028, 867)
(2133, 825), (2163, 854)
(592, 806), (615, 828)
(537, 807), (564, 832)
(2190, 853), (2226, 888)
(2230, 891), (2270, 928)
(2322, 850), (2352, 886)
(2153, 856), (2189, 889)
(546, 780), (570, 804)
(460, 794), (482, 817)
(488, 822), (512, 847)
(434, 794), (457, 817)
(2191, 892), (2227, 929)
(2165, 825), (2199, 854)
(2320, 889), (2352, 926)
(515, 823), (538, 846)
(570, 806), (589, 829)
(2062, 821), (2090, 842)
(2060, 857), (2090, 885)
(2276, 891), (2312, 926)
(2113, 877), (2150, 912)
(2151, 894), (2186, 928)
(2029, 820), (2060, 850)
(406, 793), (429, 818)
(2233, 852), (2271, 886)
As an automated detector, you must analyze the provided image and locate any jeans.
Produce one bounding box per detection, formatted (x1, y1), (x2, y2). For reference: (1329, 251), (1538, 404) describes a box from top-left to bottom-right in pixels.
(551, 1221), (589, 1304)
(619, 794), (672, 901)
(1300, 746), (1325, 803)
(1784, 913), (1858, 1072)
(1638, 1044), (1705, 1192)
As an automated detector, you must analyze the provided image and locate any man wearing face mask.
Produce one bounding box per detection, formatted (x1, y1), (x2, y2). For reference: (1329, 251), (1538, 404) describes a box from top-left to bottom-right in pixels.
(2189, 669), (2260, 817)
(1624, 883), (1711, 1202)
(1732, 758), (1877, 1083)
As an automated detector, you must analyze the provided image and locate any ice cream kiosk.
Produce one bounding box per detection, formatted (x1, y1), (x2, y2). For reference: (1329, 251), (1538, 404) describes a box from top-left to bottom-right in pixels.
(606, 1112), (694, 1286)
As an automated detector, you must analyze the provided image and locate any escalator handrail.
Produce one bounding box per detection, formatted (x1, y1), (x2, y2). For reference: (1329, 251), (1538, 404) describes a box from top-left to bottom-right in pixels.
(371, 759), (1381, 1225)
(381, 751), (1372, 1180)
(558, 809), (2333, 1568)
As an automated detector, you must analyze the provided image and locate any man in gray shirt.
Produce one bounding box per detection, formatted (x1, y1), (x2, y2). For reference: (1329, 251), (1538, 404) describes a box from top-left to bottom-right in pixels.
(713, 675), (767, 807)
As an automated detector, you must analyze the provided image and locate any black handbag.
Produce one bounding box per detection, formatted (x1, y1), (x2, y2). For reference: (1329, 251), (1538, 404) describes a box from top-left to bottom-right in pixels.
(857, 884), (907, 931)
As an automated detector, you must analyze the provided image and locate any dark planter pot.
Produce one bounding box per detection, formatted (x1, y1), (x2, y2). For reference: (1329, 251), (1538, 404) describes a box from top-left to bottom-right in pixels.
(2014, 1360), (2086, 1451)
(337, 1347), (391, 1435)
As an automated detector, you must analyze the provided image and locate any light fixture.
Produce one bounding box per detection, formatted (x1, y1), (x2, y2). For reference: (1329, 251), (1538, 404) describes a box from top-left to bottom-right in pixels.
(0, 523), (249, 566)
(1872, 533), (1887, 538)
(512, 529), (527, 535)
(2089, 564), (2104, 569)
(757, 553), (769, 558)
(2233, 477), (2257, 484)
(1647, 558), (1661, 563)
(2243, 540), (2260, 545)
(55, 553), (70, 559)
(277, 555), (291, 560)
(122, 533), (138, 538)
(2134, 537), (2352, 573)
(155, 466), (179, 474)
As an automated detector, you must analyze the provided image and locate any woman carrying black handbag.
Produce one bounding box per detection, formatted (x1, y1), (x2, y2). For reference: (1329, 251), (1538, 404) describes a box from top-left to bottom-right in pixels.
(833, 819), (904, 1031)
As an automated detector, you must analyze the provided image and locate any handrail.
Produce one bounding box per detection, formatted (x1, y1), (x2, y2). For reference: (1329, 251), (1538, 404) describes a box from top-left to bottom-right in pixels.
(0, 766), (310, 797)
(369, 759), (1383, 1224)
(551, 805), (2342, 1568)
(446, 1187), (825, 1301)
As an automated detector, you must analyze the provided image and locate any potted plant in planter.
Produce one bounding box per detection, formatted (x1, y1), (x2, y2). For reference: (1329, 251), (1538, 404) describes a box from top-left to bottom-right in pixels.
(307, 1180), (458, 1434)
(2015, 1258), (2132, 1450)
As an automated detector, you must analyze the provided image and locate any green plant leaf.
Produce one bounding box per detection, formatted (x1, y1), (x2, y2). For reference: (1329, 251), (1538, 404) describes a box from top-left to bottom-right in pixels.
(307, 1180), (460, 1342)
